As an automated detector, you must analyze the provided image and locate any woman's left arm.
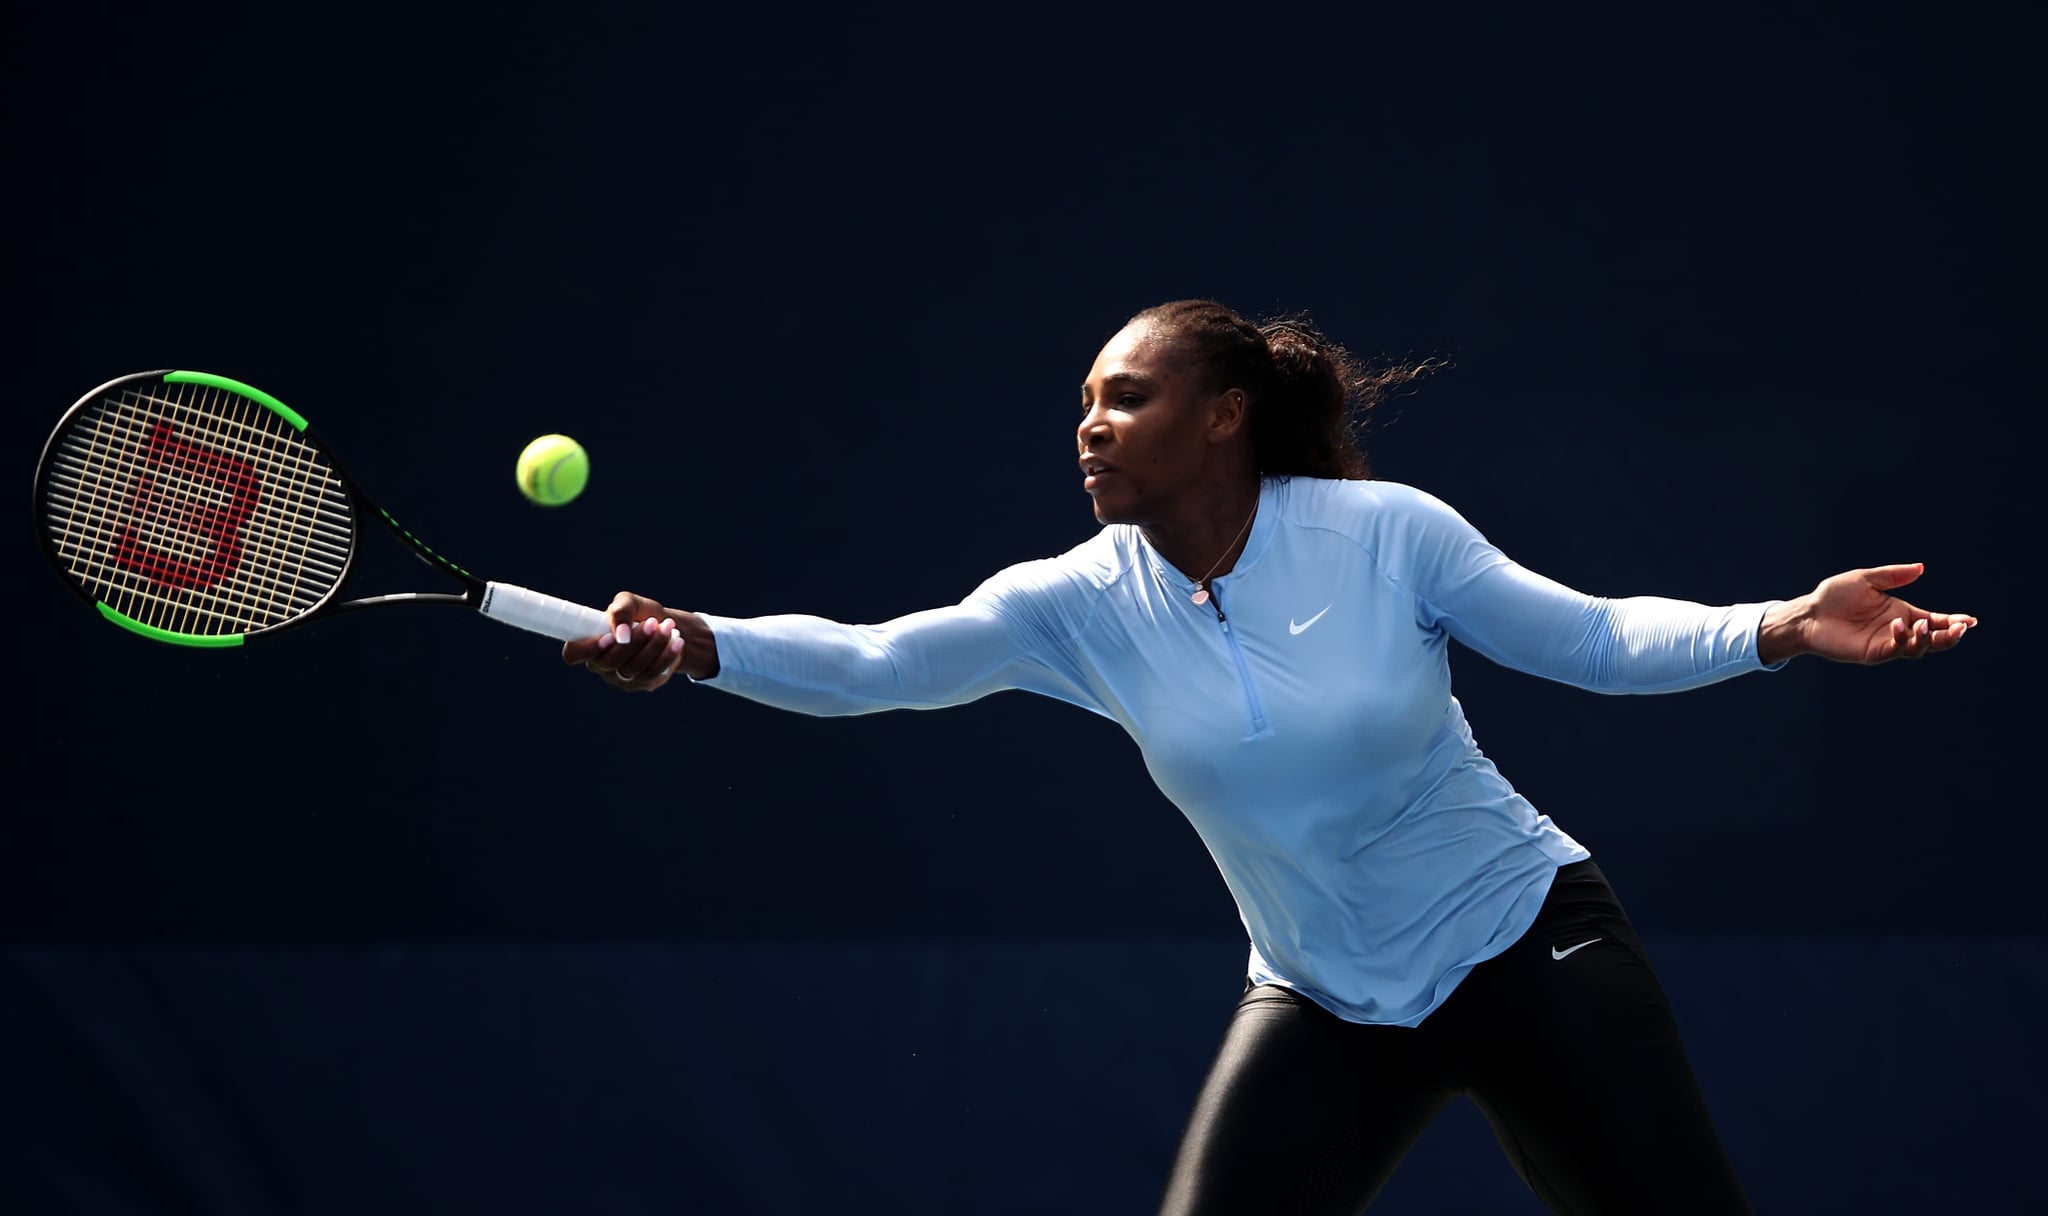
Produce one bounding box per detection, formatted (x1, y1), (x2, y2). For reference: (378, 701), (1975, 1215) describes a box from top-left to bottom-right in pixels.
(1393, 487), (1974, 693)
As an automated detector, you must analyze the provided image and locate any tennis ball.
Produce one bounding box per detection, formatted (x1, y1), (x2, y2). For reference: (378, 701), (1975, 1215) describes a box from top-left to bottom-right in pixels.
(516, 434), (589, 506)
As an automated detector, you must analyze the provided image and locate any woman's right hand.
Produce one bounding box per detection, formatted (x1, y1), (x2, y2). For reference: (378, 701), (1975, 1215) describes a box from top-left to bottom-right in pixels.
(561, 591), (699, 692)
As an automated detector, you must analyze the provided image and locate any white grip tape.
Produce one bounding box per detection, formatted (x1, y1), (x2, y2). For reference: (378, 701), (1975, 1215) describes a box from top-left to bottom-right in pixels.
(480, 581), (611, 641)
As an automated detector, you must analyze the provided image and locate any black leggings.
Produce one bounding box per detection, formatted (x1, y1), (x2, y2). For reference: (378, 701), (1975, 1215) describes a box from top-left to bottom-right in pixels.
(1158, 861), (1754, 1216)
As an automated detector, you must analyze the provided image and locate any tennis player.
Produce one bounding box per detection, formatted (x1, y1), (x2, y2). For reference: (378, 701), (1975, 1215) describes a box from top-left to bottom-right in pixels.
(564, 298), (1973, 1214)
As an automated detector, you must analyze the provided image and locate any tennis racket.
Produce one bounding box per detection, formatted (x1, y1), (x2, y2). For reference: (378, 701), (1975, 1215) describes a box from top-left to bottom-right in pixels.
(34, 369), (611, 647)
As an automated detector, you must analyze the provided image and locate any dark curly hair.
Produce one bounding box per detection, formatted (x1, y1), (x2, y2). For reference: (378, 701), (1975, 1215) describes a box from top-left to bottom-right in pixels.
(1127, 299), (1439, 480)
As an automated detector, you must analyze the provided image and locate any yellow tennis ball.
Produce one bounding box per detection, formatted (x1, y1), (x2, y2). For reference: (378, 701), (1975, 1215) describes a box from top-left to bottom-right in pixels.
(516, 434), (589, 506)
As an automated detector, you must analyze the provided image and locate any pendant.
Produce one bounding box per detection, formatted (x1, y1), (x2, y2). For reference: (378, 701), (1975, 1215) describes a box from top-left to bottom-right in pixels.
(1190, 587), (1210, 606)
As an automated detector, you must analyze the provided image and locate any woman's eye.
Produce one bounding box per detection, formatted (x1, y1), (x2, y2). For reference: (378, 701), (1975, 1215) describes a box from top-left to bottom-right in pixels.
(1080, 393), (1144, 416)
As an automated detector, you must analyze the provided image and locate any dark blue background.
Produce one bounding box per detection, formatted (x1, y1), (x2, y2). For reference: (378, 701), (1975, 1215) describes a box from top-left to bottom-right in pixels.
(5, 2), (2040, 1212)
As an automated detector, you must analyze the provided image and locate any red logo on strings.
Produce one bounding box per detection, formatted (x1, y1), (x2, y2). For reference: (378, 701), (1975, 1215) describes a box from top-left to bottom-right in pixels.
(114, 421), (261, 591)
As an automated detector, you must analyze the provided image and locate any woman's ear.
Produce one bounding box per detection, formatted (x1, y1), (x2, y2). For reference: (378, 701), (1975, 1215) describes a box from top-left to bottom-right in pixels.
(1207, 388), (1250, 444)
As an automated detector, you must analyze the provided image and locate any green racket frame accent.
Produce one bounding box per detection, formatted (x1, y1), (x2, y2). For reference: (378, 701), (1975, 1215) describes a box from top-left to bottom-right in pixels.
(163, 369), (310, 431)
(95, 602), (247, 647)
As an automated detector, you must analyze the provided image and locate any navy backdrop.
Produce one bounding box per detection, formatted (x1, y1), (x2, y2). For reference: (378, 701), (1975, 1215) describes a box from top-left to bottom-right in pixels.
(5, 2), (2041, 1213)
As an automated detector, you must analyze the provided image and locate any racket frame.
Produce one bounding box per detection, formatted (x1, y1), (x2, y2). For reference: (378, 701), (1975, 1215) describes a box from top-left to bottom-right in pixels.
(35, 369), (597, 646)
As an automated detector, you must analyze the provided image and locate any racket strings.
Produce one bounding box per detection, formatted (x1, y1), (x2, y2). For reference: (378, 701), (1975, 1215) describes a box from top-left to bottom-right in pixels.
(40, 379), (356, 637)
(47, 390), (340, 633)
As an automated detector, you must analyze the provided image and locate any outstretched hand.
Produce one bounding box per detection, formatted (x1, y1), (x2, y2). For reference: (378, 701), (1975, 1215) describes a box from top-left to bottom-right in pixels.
(1764, 563), (1977, 665)
(560, 591), (699, 692)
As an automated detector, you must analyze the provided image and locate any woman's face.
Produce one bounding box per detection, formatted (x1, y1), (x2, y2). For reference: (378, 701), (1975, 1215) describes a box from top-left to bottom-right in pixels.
(1076, 323), (1235, 526)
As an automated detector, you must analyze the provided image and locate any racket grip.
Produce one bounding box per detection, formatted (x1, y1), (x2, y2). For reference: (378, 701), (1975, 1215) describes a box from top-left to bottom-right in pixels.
(480, 582), (612, 641)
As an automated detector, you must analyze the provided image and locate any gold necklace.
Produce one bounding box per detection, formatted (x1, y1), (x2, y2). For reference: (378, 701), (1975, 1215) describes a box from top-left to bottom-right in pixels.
(1189, 501), (1257, 606)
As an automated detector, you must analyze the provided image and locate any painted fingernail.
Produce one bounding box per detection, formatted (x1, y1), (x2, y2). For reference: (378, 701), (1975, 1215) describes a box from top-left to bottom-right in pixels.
(597, 632), (614, 650)
(668, 635), (684, 654)
(614, 623), (631, 644)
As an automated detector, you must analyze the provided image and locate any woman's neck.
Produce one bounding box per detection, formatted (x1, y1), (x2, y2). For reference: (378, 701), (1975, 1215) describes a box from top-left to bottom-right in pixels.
(1144, 477), (1263, 587)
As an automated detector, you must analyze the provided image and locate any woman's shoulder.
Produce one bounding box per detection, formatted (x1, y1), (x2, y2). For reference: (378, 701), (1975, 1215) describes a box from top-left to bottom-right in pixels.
(974, 525), (1140, 604)
(1277, 478), (1499, 587)
(1281, 476), (1465, 530)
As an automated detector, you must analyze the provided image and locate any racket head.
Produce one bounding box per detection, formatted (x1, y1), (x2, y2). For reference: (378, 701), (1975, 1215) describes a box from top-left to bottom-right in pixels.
(35, 370), (362, 646)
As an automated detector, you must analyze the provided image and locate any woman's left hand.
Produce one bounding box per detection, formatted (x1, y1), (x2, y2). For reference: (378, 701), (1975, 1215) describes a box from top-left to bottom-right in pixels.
(1762, 563), (1976, 665)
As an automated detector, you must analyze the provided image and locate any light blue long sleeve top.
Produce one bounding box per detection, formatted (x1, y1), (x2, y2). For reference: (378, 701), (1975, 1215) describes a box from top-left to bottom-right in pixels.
(698, 477), (1779, 1026)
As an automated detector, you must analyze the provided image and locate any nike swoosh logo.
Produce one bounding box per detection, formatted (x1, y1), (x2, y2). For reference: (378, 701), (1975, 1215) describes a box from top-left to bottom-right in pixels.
(1288, 605), (1333, 635)
(1551, 939), (1601, 960)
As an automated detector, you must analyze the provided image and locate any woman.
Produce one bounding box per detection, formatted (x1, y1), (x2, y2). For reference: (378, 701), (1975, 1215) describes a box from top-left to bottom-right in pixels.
(563, 299), (1973, 1214)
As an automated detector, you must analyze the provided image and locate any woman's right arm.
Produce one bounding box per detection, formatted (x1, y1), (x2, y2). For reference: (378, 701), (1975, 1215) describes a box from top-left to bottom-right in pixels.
(561, 588), (1077, 716)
